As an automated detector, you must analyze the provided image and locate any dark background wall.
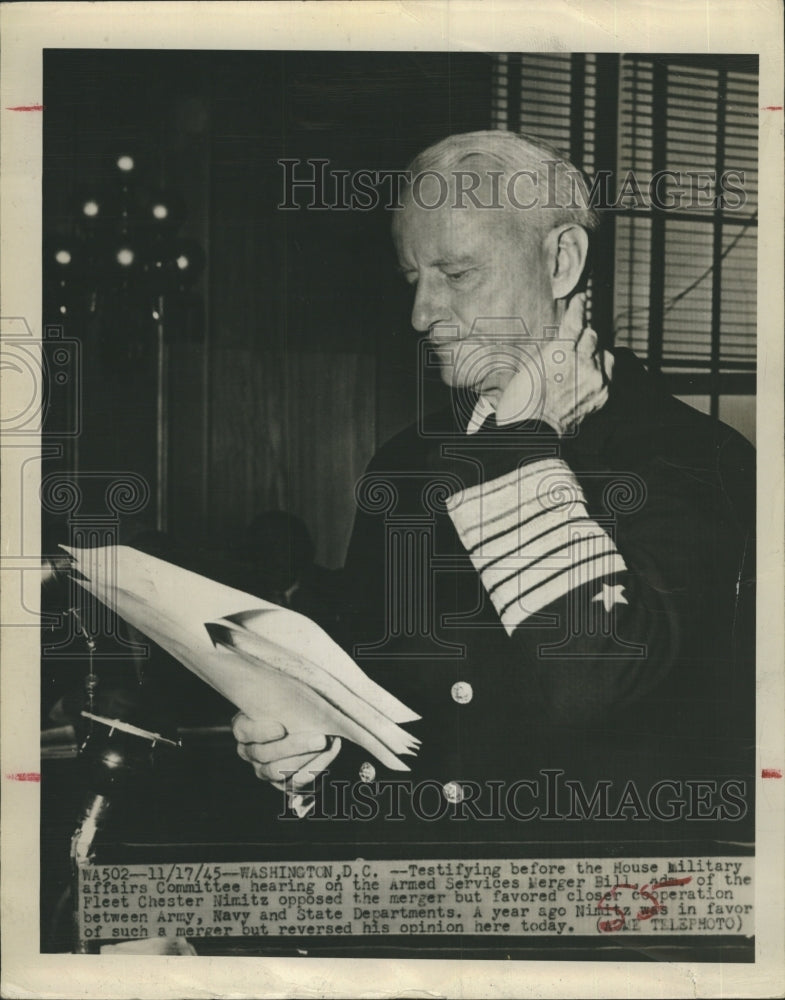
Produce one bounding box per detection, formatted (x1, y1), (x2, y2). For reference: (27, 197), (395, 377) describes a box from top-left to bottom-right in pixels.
(43, 50), (494, 566)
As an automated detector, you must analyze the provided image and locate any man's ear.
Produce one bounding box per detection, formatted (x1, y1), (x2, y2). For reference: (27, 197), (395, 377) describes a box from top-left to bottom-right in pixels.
(543, 223), (589, 300)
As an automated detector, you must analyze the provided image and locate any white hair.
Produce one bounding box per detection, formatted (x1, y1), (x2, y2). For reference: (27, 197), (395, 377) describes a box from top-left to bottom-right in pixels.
(400, 130), (601, 239)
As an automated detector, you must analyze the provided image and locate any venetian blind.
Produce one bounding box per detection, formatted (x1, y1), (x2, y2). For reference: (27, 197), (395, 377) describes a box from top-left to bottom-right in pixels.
(613, 56), (757, 373)
(491, 53), (758, 377)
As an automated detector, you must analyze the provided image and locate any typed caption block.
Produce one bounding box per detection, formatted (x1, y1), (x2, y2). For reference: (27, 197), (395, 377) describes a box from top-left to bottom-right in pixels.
(78, 856), (753, 943)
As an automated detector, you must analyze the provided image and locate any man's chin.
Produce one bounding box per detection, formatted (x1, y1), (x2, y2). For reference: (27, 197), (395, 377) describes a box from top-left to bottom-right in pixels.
(431, 360), (456, 386)
(438, 366), (472, 392)
(438, 369), (485, 401)
(439, 366), (456, 387)
(432, 346), (515, 398)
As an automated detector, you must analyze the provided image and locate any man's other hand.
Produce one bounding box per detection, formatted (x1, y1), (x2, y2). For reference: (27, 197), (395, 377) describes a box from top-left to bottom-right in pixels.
(496, 292), (614, 436)
(232, 713), (341, 789)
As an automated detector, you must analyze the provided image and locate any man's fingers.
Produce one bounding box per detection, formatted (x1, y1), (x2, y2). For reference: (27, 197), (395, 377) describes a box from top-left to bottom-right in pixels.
(236, 729), (329, 765)
(231, 712), (285, 744)
(232, 713), (341, 788)
(601, 350), (615, 384)
(290, 737), (342, 784)
(575, 323), (600, 360)
(249, 749), (325, 784)
(248, 738), (343, 787)
(495, 362), (542, 426)
(560, 292), (586, 343)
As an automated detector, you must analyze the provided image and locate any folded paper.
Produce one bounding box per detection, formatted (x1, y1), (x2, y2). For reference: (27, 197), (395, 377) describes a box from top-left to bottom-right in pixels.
(64, 545), (420, 771)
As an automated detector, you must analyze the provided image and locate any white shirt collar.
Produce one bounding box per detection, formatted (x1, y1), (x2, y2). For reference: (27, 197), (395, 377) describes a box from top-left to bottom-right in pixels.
(465, 395), (496, 435)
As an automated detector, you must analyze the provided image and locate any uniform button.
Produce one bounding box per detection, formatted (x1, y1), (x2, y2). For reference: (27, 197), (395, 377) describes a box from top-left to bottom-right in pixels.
(358, 761), (376, 783)
(451, 681), (473, 704)
(442, 781), (464, 803)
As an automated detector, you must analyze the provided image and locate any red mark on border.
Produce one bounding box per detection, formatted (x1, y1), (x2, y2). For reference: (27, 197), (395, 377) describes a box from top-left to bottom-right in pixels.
(761, 106), (783, 111)
(6, 772), (41, 782)
(762, 768), (783, 779)
(6, 104), (45, 112)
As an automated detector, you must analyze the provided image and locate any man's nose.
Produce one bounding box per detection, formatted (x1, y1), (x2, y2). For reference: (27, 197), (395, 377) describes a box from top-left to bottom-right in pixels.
(411, 275), (449, 333)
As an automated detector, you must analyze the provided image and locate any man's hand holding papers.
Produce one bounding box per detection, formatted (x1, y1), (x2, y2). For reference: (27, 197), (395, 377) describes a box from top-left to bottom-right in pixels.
(65, 545), (420, 801)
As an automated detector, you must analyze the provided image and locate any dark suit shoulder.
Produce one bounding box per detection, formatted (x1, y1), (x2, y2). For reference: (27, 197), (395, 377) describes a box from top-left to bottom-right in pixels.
(584, 348), (754, 466)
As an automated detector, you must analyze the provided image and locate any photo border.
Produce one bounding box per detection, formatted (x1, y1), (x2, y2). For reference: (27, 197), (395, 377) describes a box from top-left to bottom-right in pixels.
(2, 2), (783, 997)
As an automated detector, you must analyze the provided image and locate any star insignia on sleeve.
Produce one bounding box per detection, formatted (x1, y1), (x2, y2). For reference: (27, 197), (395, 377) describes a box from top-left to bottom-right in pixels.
(592, 583), (628, 613)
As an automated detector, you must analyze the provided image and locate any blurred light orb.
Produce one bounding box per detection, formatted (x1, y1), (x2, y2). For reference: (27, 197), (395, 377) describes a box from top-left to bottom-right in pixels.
(82, 200), (99, 217)
(116, 247), (135, 267)
(55, 249), (72, 265)
(176, 254), (190, 270)
(152, 203), (169, 220)
(117, 155), (135, 172)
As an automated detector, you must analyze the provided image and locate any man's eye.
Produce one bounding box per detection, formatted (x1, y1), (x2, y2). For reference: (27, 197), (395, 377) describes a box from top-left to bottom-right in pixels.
(445, 269), (472, 283)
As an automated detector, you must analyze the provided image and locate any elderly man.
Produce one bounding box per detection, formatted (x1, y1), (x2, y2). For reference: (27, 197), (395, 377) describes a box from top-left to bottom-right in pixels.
(234, 132), (754, 831)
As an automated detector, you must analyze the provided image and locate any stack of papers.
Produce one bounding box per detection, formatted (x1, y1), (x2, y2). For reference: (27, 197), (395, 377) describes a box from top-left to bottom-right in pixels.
(64, 545), (420, 771)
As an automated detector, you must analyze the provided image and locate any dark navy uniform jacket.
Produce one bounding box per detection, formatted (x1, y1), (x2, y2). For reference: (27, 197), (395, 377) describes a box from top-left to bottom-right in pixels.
(310, 349), (755, 842)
